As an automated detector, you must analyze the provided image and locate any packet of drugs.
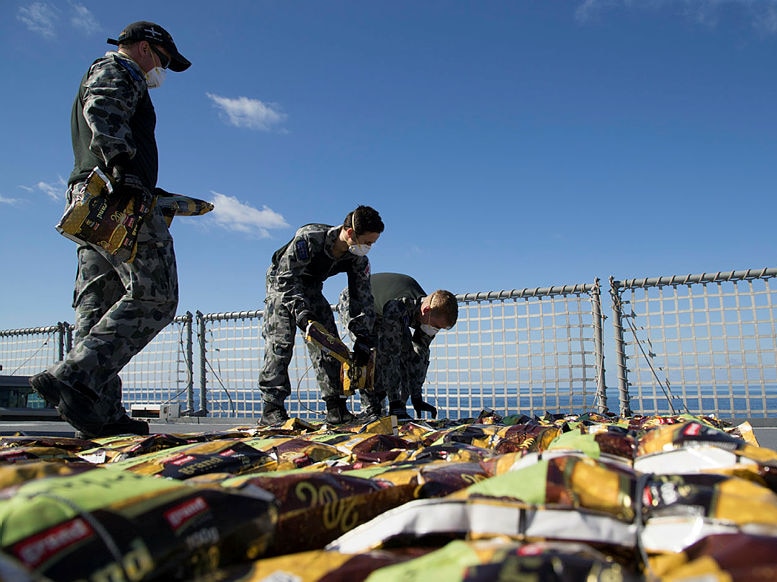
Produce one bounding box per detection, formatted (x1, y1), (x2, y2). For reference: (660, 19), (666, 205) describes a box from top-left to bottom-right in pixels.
(56, 167), (153, 263)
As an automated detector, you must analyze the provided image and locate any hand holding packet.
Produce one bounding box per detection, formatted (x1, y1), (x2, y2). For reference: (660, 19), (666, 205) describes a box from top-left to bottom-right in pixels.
(55, 166), (153, 263)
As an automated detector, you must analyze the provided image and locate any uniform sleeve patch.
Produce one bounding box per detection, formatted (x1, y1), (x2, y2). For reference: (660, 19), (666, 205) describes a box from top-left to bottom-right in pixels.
(295, 240), (310, 261)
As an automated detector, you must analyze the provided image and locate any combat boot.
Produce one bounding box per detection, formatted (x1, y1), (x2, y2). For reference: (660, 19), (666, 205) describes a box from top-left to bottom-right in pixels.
(357, 393), (385, 423)
(324, 396), (355, 425)
(259, 400), (289, 426)
(389, 399), (413, 422)
(29, 372), (104, 435)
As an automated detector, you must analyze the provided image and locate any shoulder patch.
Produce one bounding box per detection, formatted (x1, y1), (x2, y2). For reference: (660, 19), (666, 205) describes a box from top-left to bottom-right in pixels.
(295, 239), (310, 261)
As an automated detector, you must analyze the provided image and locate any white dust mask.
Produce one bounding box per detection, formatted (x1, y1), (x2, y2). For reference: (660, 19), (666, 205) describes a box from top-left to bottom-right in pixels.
(348, 244), (371, 257)
(145, 67), (166, 89)
(420, 323), (440, 337)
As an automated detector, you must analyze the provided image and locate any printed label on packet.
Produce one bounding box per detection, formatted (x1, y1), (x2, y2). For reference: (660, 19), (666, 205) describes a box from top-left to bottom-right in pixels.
(164, 496), (210, 532)
(12, 517), (93, 568)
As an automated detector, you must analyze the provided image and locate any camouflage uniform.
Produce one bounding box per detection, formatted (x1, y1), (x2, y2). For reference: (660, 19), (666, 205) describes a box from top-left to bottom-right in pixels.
(48, 51), (178, 423)
(338, 273), (434, 405)
(259, 224), (375, 407)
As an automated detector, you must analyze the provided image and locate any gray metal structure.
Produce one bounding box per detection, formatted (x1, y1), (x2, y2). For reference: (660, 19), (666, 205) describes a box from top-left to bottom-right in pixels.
(610, 268), (777, 419)
(2, 268), (775, 422)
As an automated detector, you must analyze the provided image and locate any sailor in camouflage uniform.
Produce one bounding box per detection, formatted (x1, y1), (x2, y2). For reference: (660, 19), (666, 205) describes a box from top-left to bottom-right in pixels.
(259, 205), (384, 425)
(30, 22), (191, 438)
(338, 273), (459, 421)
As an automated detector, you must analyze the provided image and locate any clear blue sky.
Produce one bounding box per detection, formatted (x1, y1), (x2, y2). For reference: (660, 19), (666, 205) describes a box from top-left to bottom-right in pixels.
(1, 0), (776, 330)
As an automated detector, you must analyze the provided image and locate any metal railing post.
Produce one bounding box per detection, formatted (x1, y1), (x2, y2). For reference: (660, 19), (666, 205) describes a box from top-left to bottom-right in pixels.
(183, 311), (195, 414)
(609, 277), (632, 416)
(65, 323), (73, 354)
(590, 279), (608, 413)
(56, 322), (66, 361)
(196, 310), (208, 416)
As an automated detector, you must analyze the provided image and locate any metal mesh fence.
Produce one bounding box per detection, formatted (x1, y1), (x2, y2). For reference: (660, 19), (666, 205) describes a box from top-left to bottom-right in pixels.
(198, 311), (374, 420)
(119, 313), (194, 414)
(610, 268), (777, 419)
(0, 325), (69, 377)
(198, 311), (380, 418)
(197, 311), (265, 418)
(196, 281), (605, 420)
(434, 283), (605, 418)
(4, 268), (776, 421)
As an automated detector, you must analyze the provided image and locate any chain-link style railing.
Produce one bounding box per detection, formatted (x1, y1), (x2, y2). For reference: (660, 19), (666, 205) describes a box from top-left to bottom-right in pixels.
(610, 268), (777, 418)
(0, 280), (606, 421)
(0, 323), (71, 377)
(119, 312), (195, 414)
(192, 280), (606, 420)
(3, 268), (776, 420)
(441, 281), (606, 418)
(196, 310), (328, 419)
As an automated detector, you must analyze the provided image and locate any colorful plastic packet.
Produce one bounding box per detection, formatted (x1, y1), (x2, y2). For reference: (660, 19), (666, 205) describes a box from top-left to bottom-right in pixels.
(212, 548), (415, 582)
(366, 539), (634, 582)
(104, 438), (279, 479)
(0, 460), (278, 580)
(648, 532), (777, 581)
(327, 496), (638, 555)
(635, 419), (777, 492)
(217, 471), (414, 555)
(640, 472), (777, 553)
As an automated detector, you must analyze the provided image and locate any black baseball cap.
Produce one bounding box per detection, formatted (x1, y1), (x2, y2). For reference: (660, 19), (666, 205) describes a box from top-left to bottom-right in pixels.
(107, 21), (191, 72)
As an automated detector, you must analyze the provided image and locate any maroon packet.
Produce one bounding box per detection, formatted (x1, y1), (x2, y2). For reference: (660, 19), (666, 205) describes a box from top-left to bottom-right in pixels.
(349, 434), (417, 464)
(657, 533), (777, 581)
(233, 472), (414, 555)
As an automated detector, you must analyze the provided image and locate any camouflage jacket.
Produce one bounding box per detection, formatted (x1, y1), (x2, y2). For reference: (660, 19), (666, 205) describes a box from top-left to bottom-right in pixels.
(371, 273), (435, 396)
(268, 224), (376, 339)
(69, 51), (157, 189)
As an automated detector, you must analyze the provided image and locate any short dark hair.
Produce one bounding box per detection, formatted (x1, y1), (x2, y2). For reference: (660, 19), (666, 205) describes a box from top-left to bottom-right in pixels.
(429, 290), (459, 328)
(344, 205), (384, 235)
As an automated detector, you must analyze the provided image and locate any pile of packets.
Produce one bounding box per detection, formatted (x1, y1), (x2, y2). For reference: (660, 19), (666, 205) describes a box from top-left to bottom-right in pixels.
(2, 410), (777, 581)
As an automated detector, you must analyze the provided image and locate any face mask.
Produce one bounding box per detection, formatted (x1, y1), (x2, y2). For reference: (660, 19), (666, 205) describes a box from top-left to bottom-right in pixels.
(420, 324), (440, 337)
(348, 244), (371, 257)
(145, 66), (166, 89)
(420, 306), (443, 337)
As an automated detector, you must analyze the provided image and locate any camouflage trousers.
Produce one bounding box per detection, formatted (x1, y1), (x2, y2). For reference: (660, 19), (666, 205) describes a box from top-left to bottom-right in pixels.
(337, 290), (430, 405)
(259, 278), (342, 407)
(50, 185), (178, 422)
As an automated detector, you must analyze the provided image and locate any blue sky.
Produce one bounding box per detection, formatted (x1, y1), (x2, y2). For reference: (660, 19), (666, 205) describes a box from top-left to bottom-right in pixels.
(1, 0), (776, 331)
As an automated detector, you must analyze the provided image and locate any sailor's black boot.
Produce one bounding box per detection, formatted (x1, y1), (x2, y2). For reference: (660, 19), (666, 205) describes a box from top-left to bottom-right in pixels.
(259, 400), (289, 426)
(324, 396), (355, 425)
(389, 399), (413, 422)
(357, 392), (385, 423)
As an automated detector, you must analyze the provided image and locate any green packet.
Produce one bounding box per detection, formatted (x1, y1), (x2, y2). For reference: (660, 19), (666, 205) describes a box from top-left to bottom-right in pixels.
(0, 461), (277, 581)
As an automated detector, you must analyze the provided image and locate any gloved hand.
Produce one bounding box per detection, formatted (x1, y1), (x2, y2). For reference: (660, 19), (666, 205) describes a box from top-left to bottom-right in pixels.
(295, 310), (314, 332)
(108, 153), (133, 186)
(411, 395), (438, 419)
(352, 336), (373, 366)
(108, 153), (145, 199)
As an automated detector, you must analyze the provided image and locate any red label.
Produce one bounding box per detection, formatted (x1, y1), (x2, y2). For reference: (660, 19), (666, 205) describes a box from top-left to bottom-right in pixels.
(12, 518), (93, 568)
(164, 496), (209, 531)
(683, 422), (702, 437)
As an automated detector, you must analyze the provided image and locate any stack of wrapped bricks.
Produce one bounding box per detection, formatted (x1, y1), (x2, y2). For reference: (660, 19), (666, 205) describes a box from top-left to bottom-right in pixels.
(1, 410), (776, 581)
